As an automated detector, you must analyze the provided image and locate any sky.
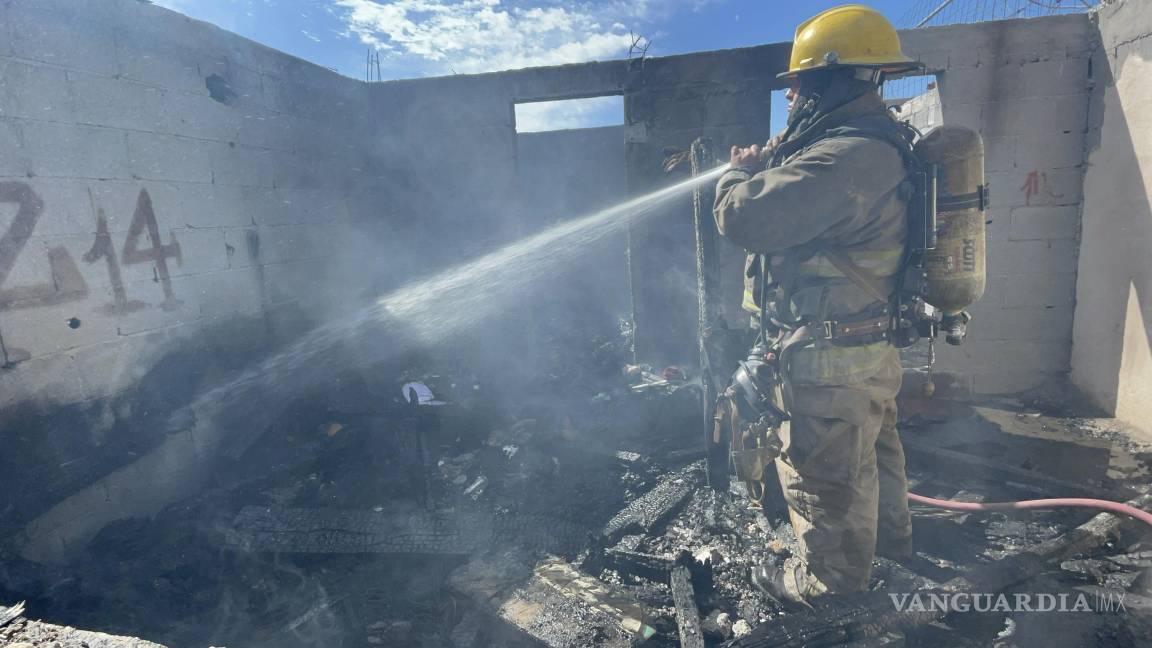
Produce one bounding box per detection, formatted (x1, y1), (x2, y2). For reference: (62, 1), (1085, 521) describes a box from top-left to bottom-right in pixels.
(146, 1), (953, 132)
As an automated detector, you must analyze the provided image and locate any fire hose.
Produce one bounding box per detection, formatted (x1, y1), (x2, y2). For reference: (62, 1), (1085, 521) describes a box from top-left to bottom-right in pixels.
(906, 492), (1152, 530)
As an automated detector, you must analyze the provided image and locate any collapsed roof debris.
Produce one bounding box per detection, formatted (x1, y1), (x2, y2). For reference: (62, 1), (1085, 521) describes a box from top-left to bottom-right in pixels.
(4, 342), (1152, 647)
(3, 1), (1152, 647)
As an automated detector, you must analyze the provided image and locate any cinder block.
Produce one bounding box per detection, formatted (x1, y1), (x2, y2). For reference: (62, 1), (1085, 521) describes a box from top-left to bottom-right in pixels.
(41, 231), (119, 294)
(944, 57), (1090, 104)
(983, 136), (1016, 173)
(82, 179), (183, 235)
(254, 188), (350, 226)
(0, 234), (59, 299)
(112, 3), (224, 96)
(992, 238), (1079, 276)
(0, 292), (121, 357)
(5, 3), (120, 77)
(0, 119), (28, 177)
(0, 352), (85, 408)
(210, 143), (276, 188)
(0, 178), (96, 237)
(65, 72), (167, 133)
(253, 224), (334, 265)
(967, 305), (1073, 342)
(106, 276), (199, 336)
(1003, 272), (1077, 308)
(982, 94), (1089, 138)
(1009, 205), (1080, 240)
(938, 67), (1017, 104)
(126, 131), (214, 183)
(176, 183), (253, 230)
(1014, 132), (1085, 171)
(164, 227), (230, 277)
(972, 274), (1008, 310)
(985, 207), (1011, 244)
(939, 339), (1071, 375)
(0, 59), (74, 123)
(151, 88), (244, 143)
(19, 120), (133, 180)
(197, 56), (268, 111)
(1019, 57), (1091, 99)
(271, 153), (328, 191)
(222, 227), (260, 269)
(987, 168), (1084, 209)
(185, 268), (265, 319)
(233, 113), (300, 152)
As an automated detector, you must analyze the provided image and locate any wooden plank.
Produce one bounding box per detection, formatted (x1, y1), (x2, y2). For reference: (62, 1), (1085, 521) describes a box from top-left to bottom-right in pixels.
(670, 565), (706, 648)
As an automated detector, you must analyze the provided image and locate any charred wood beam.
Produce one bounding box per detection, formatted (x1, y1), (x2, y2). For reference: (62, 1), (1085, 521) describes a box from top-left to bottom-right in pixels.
(958, 492), (1152, 592)
(671, 565), (706, 648)
(600, 462), (702, 543)
(690, 136), (729, 492)
(587, 548), (676, 584)
(901, 437), (1136, 501)
(727, 493), (1152, 647)
(224, 506), (587, 556)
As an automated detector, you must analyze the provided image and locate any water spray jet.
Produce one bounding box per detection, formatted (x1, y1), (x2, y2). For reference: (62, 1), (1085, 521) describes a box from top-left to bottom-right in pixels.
(180, 164), (731, 447)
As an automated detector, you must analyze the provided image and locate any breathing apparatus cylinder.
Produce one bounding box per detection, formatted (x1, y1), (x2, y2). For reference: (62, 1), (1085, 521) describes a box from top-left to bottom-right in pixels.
(913, 125), (987, 345)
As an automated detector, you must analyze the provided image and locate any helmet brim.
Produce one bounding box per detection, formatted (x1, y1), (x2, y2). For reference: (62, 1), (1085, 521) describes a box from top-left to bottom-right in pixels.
(776, 60), (925, 80)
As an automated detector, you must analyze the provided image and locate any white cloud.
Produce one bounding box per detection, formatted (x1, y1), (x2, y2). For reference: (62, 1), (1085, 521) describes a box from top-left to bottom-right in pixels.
(332, 0), (649, 75)
(515, 95), (623, 132)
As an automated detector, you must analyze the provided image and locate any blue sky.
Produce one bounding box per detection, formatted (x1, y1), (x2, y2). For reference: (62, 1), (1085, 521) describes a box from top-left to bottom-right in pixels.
(144, 1), (994, 131)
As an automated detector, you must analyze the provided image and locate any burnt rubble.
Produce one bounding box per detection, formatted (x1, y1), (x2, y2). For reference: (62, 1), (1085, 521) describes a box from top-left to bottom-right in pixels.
(3, 345), (1152, 648)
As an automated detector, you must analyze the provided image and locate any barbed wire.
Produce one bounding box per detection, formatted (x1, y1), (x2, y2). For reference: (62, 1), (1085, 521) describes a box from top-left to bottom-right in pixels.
(897, 0), (1094, 28)
(885, 0), (1098, 103)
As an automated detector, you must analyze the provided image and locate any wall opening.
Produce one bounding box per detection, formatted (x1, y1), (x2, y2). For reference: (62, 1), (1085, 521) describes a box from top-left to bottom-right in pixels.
(514, 95), (624, 133)
(884, 73), (941, 131)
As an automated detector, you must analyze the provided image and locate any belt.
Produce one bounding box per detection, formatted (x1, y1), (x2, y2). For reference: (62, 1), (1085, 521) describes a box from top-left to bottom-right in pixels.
(824, 314), (891, 340)
(781, 313), (890, 349)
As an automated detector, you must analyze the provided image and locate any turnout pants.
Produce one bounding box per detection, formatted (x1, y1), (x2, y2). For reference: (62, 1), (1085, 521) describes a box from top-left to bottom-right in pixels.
(775, 353), (911, 597)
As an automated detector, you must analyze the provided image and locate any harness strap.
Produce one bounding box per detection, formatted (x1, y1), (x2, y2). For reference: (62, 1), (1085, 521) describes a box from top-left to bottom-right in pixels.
(814, 244), (892, 304)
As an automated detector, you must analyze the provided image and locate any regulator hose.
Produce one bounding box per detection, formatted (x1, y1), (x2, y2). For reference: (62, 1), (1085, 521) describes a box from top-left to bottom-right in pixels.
(907, 492), (1152, 530)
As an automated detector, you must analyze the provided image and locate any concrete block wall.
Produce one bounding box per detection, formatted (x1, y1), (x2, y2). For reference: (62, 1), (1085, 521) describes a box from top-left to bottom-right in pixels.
(0, 0), (404, 555)
(896, 16), (1095, 395)
(0, 0), (383, 407)
(1071, 0), (1152, 440)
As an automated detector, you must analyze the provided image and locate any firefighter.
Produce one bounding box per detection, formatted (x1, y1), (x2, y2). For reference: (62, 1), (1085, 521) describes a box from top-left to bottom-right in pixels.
(713, 4), (921, 603)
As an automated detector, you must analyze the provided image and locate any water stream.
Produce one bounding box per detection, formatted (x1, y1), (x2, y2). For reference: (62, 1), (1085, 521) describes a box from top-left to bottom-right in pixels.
(179, 164), (730, 444)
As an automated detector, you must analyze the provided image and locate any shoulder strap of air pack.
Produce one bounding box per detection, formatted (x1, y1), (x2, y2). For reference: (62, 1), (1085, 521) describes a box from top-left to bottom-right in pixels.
(806, 116), (925, 304)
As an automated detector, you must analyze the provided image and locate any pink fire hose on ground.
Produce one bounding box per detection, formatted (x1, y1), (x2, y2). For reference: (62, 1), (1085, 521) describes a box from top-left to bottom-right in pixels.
(906, 493), (1152, 530)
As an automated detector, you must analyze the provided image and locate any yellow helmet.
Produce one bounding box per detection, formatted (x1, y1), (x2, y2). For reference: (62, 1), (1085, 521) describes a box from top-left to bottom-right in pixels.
(779, 4), (921, 79)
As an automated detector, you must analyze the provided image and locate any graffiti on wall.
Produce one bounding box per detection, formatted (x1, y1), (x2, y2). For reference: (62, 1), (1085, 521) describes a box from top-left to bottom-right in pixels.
(0, 182), (88, 311)
(0, 183), (184, 363)
(1020, 170), (1065, 206)
(83, 189), (183, 314)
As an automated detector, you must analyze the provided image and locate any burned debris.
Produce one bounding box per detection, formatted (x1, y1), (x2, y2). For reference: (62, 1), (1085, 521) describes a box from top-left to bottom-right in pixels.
(3, 2), (1152, 648)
